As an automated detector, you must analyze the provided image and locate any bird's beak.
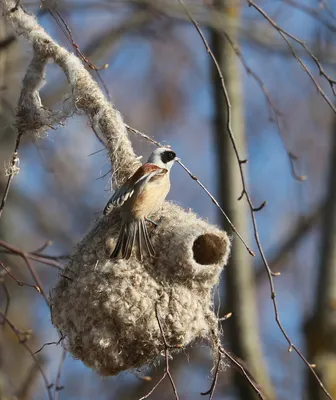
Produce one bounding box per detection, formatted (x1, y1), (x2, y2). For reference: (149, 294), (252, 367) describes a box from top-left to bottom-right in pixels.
(175, 157), (181, 162)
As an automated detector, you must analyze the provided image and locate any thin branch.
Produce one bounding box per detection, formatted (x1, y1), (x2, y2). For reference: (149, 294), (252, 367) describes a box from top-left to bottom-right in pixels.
(0, 260), (41, 292)
(54, 347), (67, 399)
(29, 253), (69, 262)
(0, 249), (64, 269)
(47, 8), (110, 99)
(200, 351), (221, 399)
(0, 130), (23, 220)
(1, 282), (10, 325)
(138, 374), (166, 400)
(219, 347), (266, 400)
(31, 240), (53, 254)
(0, 240), (50, 306)
(34, 336), (65, 355)
(247, 0), (336, 109)
(178, 159), (255, 255)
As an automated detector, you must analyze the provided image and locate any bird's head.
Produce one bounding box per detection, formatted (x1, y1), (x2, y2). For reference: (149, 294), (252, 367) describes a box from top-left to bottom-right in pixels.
(147, 147), (178, 170)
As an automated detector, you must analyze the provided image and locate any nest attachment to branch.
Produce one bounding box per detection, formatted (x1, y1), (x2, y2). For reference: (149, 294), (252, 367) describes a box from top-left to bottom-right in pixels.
(51, 202), (231, 376)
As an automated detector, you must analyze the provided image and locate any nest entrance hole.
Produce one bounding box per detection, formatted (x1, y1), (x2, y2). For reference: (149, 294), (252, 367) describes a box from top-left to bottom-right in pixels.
(192, 233), (223, 265)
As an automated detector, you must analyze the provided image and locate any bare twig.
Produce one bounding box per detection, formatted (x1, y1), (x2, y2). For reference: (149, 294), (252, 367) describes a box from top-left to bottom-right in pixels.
(31, 240), (53, 254)
(0, 130), (23, 219)
(0, 240), (50, 306)
(138, 374), (166, 400)
(177, 159), (255, 255)
(0, 260), (41, 292)
(0, 249), (64, 269)
(54, 347), (67, 400)
(47, 8), (110, 100)
(34, 336), (65, 355)
(219, 347), (266, 400)
(1, 282), (10, 324)
(30, 253), (69, 263)
(247, 0), (336, 109)
(200, 351), (221, 399)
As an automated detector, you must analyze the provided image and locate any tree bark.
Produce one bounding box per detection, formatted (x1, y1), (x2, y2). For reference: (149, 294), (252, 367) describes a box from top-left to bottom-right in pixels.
(211, 1), (274, 399)
(304, 117), (336, 399)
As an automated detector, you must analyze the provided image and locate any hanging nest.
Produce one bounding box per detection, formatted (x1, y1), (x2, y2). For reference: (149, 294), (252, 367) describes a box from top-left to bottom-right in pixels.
(51, 202), (230, 375)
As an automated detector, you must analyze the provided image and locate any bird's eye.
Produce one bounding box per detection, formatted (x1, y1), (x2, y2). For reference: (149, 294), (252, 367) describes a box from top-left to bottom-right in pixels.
(161, 150), (176, 163)
(168, 151), (176, 160)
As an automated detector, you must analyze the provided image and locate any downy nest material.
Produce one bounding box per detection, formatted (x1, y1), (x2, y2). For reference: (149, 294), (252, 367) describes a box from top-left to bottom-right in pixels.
(51, 202), (231, 376)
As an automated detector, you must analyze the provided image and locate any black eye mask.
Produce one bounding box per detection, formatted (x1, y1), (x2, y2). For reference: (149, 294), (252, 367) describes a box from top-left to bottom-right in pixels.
(161, 150), (176, 164)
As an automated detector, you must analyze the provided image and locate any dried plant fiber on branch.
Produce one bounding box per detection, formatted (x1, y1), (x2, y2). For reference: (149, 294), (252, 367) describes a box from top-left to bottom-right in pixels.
(2, 0), (231, 376)
(51, 202), (230, 375)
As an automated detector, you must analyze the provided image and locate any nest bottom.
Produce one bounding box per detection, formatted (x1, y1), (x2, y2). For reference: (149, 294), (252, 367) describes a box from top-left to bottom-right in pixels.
(52, 261), (218, 376)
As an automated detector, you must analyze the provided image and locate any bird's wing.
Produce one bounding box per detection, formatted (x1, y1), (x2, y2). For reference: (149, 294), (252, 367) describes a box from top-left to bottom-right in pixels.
(103, 164), (167, 215)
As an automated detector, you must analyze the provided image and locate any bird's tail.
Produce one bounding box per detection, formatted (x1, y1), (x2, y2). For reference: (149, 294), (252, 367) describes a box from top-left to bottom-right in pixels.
(111, 219), (155, 260)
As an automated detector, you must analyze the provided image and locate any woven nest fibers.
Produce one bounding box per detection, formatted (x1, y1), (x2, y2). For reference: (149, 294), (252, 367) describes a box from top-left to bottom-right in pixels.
(51, 202), (231, 376)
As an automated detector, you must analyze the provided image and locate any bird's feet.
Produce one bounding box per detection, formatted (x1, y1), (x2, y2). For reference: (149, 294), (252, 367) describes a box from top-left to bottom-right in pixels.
(144, 217), (158, 228)
(144, 216), (163, 228)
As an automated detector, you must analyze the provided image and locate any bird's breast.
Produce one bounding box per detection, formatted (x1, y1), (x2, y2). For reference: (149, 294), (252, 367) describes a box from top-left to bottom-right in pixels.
(125, 174), (170, 219)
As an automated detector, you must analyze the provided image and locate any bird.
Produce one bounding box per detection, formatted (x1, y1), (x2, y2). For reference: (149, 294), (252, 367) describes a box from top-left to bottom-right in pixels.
(103, 147), (178, 261)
